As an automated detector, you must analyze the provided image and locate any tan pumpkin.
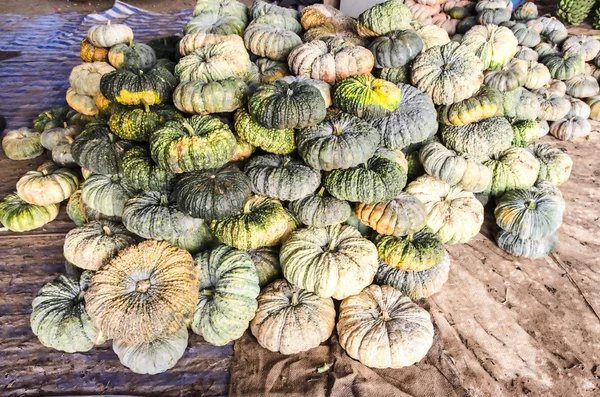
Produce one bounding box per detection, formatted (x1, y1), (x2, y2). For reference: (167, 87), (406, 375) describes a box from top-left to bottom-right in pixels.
(178, 33), (245, 57)
(80, 38), (109, 62)
(69, 62), (115, 96)
(16, 161), (79, 206)
(300, 4), (356, 31)
(66, 88), (98, 116)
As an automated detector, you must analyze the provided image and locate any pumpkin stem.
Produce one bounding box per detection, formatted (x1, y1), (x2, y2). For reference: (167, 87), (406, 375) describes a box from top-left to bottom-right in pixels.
(102, 225), (112, 236)
(201, 288), (215, 296)
(141, 100), (150, 113)
(111, 174), (120, 183)
(380, 310), (391, 322)
(332, 123), (343, 136)
(525, 200), (537, 210)
(65, 136), (74, 145)
(327, 237), (337, 252)
(290, 290), (299, 306)
(63, 122), (68, 128)
(160, 194), (169, 206)
(316, 187), (326, 197)
(181, 120), (196, 136)
(135, 279), (151, 293)
(282, 157), (291, 167)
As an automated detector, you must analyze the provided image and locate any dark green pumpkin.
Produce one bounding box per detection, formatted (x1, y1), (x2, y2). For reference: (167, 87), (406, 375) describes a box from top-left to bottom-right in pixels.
(233, 107), (296, 154)
(100, 65), (177, 106)
(33, 106), (71, 132)
(108, 42), (157, 71)
(369, 30), (424, 69)
(288, 187), (352, 227)
(441, 116), (513, 161)
(71, 123), (134, 174)
(108, 104), (182, 141)
(174, 165), (252, 220)
(540, 53), (585, 81)
(146, 35), (181, 62)
(376, 65), (411, 85)
(121, 145), (176, 192)
(81, 173), (138, 217)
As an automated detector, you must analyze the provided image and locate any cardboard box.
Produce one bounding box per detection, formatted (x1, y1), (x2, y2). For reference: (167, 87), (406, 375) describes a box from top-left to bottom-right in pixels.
(340, 0), (385, 18)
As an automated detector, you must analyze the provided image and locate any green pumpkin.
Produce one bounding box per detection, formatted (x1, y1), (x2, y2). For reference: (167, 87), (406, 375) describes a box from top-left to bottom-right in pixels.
(514, 46), (539, 61)
(510, 119), (540, 147)
(2, 128), (43, 160)
(510, 23), (541, 48)
(149, 115), (236, 173)
(483, 147), (540, 196)
(184, 13), (247, 36)
(64, 220), (139, 270)
(247, 246), (282, 287)
(250, 0), (299, 20)
(438, 86), (502, 126)
(281, 224), (378, 299)
(16, 162), (79, 206)
(566, 97), (591, 118)
(501, 87), (540, 120)
(40, 123), (82, 150)
(81, 173), (137, 217)
(324, 148), (407, 204)
(562, 35), (600, 61)
(541, 53), (585, 81)
(297, 111), (379, 171)
(121, 145), (176, 192)
(166, 217), (215, 254)
(175, 41), (251, 83)
(191, 245), (260, 346)
(100, 65), (177, 106)
(531, 143), (572, 186)
(332, 75), (401, 120)
(249, 78), (327, 129)
(53, 137), (79, 169)
(254, 58), (291, 83)
(288, 187), (351, 227)
(31, 271), (104, 353)
(211, 195), (298, 250)
(513, 1), (538, 20)
(495, 228), (558, 258)
(233, 108), (295, 154)
(377, 65), (411, 85)
(461, 25), (518, 70)
(0, 193), (59, 232)
(564, 73), (600, 98)
(66, 190), (88, 226)
(173, 78), (248, 115)
(375, 254), (449, 300)
(72, 123), (134, 174)
(441, 116), (513, 161)
(524, 60), (551, 90)
(244, 154), (321, 201)
(243, 23), (302, 61)
(357, 0), (412, 37)
(374, 227), (445, 272)
(108, 104), (182, 141)
(251, 13), (303, 34)
(373, 83), (438, 150)
(113, 326), (188, 375)
(108, 42), (157, 71)
(354, 192), (427, 237)
(174, 165), (252, 221)
(483, 59), (528, 92)
(369, 30), (423, 69)
(33, 106), (71, 132)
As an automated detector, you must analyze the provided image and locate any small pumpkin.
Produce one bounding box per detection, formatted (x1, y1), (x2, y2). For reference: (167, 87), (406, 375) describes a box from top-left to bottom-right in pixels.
(357, 0), (412, 37)
(66, 190), (88, 226)
(437, 85), (502, 126)
(87, 21), (134, 48)
(354, 192), (427, 237)
(248, 246), (282, 287)
(483, 59), (528, 92)
(537, 92), (571, 121)
(243, 23), (303, 61)
(530, 144), (572, 186)
(332, 74), (402, 120)
(66, 88), (98, 117)
(461, 25), (518, 70)
(51, 136), (76, 168)
(16, 162), (78, 206)
(562, 35), (600, 62)
(81, 173), (137, 218)
(72, 123), (134, 174)
(2, 128), (43, 160)
(374, 227), (445, 271)
(108, 41), (157, 71)
(288, 187), (351, 227)
(108, 103), (182, 141)
(0, 193), (59, 232)
(100, 65), (177, 106)
(233, 107), (296, 155)
(440, 116), (513, 161)
(564, 73), (600, 98)
(40, 123), (82, 151)
(495, 228), (558, 258)
(541, 53), (585, 81)
(32, 106), (71, 132)
(80, 38), (109, 62)
(184, 13), (247, 36)
(524, 61), (551, 90)
(175, 41), (250, 83)
(513, 2), (538, 20)
(369, 30), (424, 69)
(483, 147), (540, 196)
(549, 117), (591, 141)
(173, 78), (248, 115)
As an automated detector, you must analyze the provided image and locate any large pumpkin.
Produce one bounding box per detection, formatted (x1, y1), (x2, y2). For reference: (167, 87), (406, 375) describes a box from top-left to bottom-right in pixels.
(69, 62), (115, 96)
(243, 23), (303, 61)
(483, 147), (540, 196)
(332, 74), (402, 120)
(281, 224), (378, 300)
(2, 128), (43, 161)
(483, 58), (528, 92)
(87, 21), (133, 48)
(72, 123), (134, 175)
(184, 13), (247, 36)
(437, 85), (502, 126)
(441, 116), (513, 161)
(174, 41), (250, 83)
(461, 25), (518, 70)
(369, 30), (424, 69)
(178, 33), (245, 57)
(0, 193), (59, 232)
(541, 53), (585, 81)
(250, 279), (335, 355)
(100, 65), (177, 106)
(357, 0), (412, 37)
(211, 195), (298, 250)
(85, 240), (198, 344)
(288, 187), (352, 227)
(337, 284), (434, 368)
(31, 271), (104, 353)
(149, 115), (236, 173)
(193, 0), (249, 24)
(354, 192), (427, 237)
(108, 104), (182, 141)
(250, 0), (299, 20)
(173, 78), (248, 115)
(233, 107), (296, 154)
(16, 162), (79, 206)
(121, 145), (176, 192)
(374, 227), (445, 271)
(411, 42), (484, 105)
(81, 173), (137, 218)
(495, 228), (558, 258)
(191, 245), (260, 346)
(531, 143), (572, 186)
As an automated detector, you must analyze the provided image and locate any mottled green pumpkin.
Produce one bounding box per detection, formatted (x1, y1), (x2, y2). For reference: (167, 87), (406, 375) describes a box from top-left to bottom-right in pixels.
(233, 107), (295, 154)
(513, 2), (537, 20)
(437, 86), (502, 126)
(2, 128), (43, 160)
(357, 0), (412, 37)
(16, 162), (79, 206)
(288, 187), (351, 227)
(483, 147), (540, 196)
(377, 65), (411, 85)
(108, 42), (156, 71)
(245, 154), (321, 201)
(174, 165), (252, 221)
(149, 115), (236, 173)
(354, 192), (427, 237)
(411, 42), (484, 105)
(369, 30), (424, 69)
(166, 217), (215, 255)
(0, 193), (59, 232)
(211, 195), (298, 250)
(173, 78), (248, 115)
(175, 41), (251, 83)
(281, 224), (378, 299)
(32, 106), (71, 132)
(501, 87), (541, 120)
(243, 23), (302, 61)
(64, 220), (139, 270)
(531, 143), (572, 186)
(496, 228), (558, 258)
(72, 123), (134, 174)
(251, 14), (302, 35)
(549, 116), (591, 141)
(333, 75), (402, 120)
(511, 119), (540, 147)
(484, 58), (528, 92)
(191, 245), (259, 346)
(441, 116), (513, 161)
(510, 23), (541, 48)
(121, 145), (176, 192)
(461, 25), (518, 70)
(373, 83), (438, 150)
(375, 254), (449, 300)
(40, 123), (82, 151)
(405, 175), (484, 244)
(374, 227), (445, 272)
(108, 104), (182, 141)
(324, 148), (407, 204)
(250, 0), (299, 20)
(248, 246), (282, 287)
(184, 13), (247, 36)
(564, 73), (600, 98)
(297, 111), (379, 171)
(100, 65), (177, 106)
(249, 78), (327, 129)
(541, 53), (585, 81)
(193, 0), (249, 24)
(81, 173), (137, 217)
(31, 271), (104, 353)
(67, 190), (88, 226)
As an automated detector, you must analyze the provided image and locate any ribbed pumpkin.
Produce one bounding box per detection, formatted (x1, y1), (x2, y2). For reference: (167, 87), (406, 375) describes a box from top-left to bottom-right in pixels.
(69, 62), (115, 96)
(211, 195), (298, 250)
(499, 87), (541, 121)
(175, 41), (250, 83)
(411, 42), (484, 105)
(250, 279), (335, 355)
(121, 145), (176, 192)
(461, 25), (518, 70)
(564, 73), (600, 98)
(80, 38), (109, 62)
(281, 224), (378, 300)
(31, 271), (104, 353)
(416, 25), (451, 50)
(531, 144), (572, 186)
(484, 58), (528, 92)
(562, 35), (600, 61)
(66, 88), (98, 117)
(108, 104), (182, 141)
(279, 75), (333, 107)
(113, 326), (188, 375)
(81, 174), (137, 217)
(174, 165), (252, 221)
(249, 78), (327, 129)
(549, 117), (591, 141)
(405, 175), (484, 244)
(377, 65), (411, 85)
(108, 42), (156, 71)
(2, 128), (43, 160)
(72, 123), (133, 174)
(324, 148), (407, 204)
(40, 123), (82, 151)
(374, 227), (445, 271)
(193, 0), (249, 24)
(243, 23), (303, 61)
(184, 13), (247, 36)
(191, 245), (260, 346)
(87, 21), (133, 48)
(354, 192), (427, 237)
(375, 254), (450, 300)
(524, 61), (551, 90)
(373, 83), (438, 150)
(337, 284), (434, 368)
(288, 187), (351, 227)
(178, 33), (245, 57)
(251, 14), (302, 35)
(438, 86), (502, 126)
(483, 147), (540, 196)
(441, 116), (513, 161)
(173, 78), (248, 115)
(513, 1), (537, 20)
(369, 30), (424, 69)
(85, 240), (198, 344)
(288, 38), (374, 85)
(300, 4), (356, 31)
(333, 75), (401, 120)
(586, 95), (600, 121)
(514, 46), (539, 61)
(245, 154), (321, 201)
(541, 53), (585, 81)
(536, 92), (570, 121)
(233, 108), (295, 154)
(0, 193), (57, 234)
(15, 162), (78, 206)
(63, 220), (139, 271)
(32, 106), (71, 132)
(167, 217), (215, 255)
(250, 0), (300, 20)
(100, 65), (177, 106)
(303, 24), (368, 47)
(566, 97), (591, 118)
(296, 111), (379, 171)
(254, 58), (290, 83)
(357, 0), (412, 37)
(149, 115), (236, 173)
(496, 228), (558, 258)
(248, 246), (282, 287)
(66, 190), (88, 226)
(509, 119), (539, 147)
(510, 23), (541, 48)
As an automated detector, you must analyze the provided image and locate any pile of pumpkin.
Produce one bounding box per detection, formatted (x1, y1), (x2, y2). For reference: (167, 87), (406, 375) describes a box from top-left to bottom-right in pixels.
(0, 0), (596, 375)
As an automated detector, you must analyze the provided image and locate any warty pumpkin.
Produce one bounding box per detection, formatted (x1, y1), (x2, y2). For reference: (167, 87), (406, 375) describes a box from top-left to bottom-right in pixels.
(2, 128), (43, 160)
(243, 23), (303, 61)
(369, 30), (424, 69)
(175, 41), (250, 83)
(374, 227), (445, 271)
(530, 143), (572, 186)
(483, 147), (540, 196)
(357, 0), (412, 37)
(501, 87), (541, 120)
(81, 173), (137, 218)
(87, 21), (133, 48)
(173, 78), (248, 115)
(108, 42), (156, 71)
(288, 187), (351, 227)
(80, 38), (109, 62)
(332, 74), (402, 120)
(376, 65), (411, 85)
(16, 162), (78, 206)
(108, 103), (182, 141)
(233, 107), (296, 155)
(354, 192), (427, 237)
(510, 119), (540, 147)
(440, 116), (513, 161)
(0, 193), (59, 232)
(100, 65), (177, 106)
(184, 13), (247, 36)
(120, 146), (174, 192)
(72, 123), (134, 174)
(32, 106), (71, 132)
(437, 85), (502, 126)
